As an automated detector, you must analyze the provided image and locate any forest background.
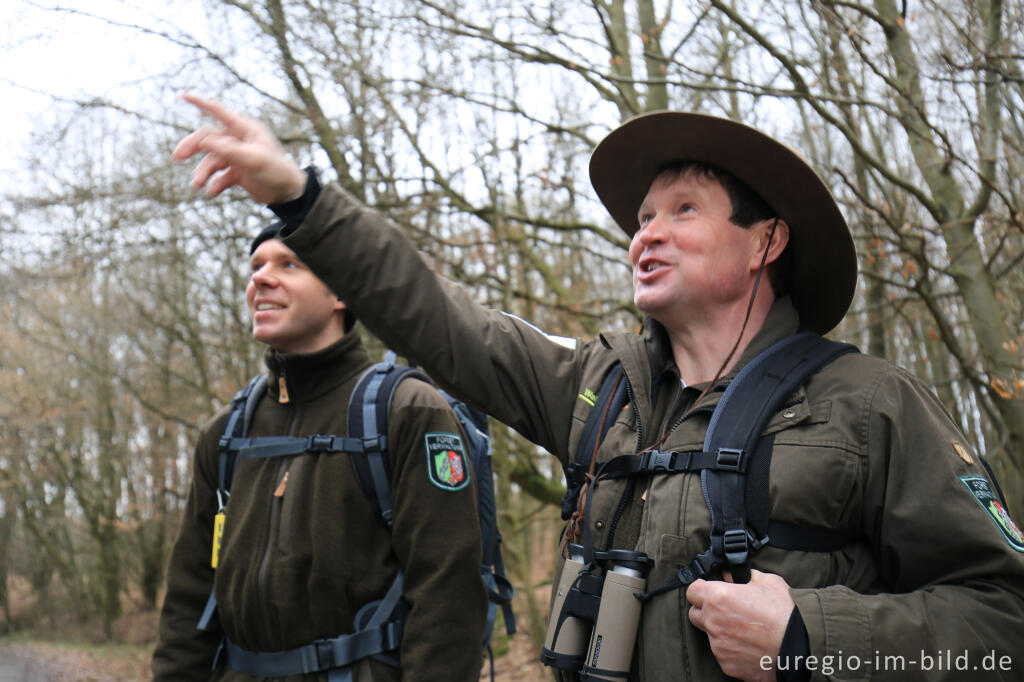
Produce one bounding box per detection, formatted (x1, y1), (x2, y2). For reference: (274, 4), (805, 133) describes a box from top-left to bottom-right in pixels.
(2, 0), (1023, 677)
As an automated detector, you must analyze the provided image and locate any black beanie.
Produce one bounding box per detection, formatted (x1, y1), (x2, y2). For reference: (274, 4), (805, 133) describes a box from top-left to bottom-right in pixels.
(249, 221), (356, 332)
(250, 220), (286, 255)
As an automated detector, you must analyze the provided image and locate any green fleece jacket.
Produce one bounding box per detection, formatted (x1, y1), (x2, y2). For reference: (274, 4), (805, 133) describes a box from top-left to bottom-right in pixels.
(278, 182), (1024, 681)
(152, 333), (487, 681)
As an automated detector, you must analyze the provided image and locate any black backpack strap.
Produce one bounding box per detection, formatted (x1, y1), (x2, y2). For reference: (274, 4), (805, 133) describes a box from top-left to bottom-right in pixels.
(766, 520), (862, 552)
(223, 434), (372, 461)
(347, 359), (431, 528)
(703, 331), (857, 582)
(217, 375), (268, 504)
(978, 455), (1010, 507)
(198, 374), (267, 632)
(444, 392), (517, 640)
(562, 364), (628, 520)
(584, 448), (727, 480)
(640, 332), (858, 600)
(223, 574), (406, 680)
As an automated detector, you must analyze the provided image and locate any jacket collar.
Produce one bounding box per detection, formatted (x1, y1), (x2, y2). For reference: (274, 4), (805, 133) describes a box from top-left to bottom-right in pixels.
(602, 297), (802, 419)
(264, 331), (372, 404)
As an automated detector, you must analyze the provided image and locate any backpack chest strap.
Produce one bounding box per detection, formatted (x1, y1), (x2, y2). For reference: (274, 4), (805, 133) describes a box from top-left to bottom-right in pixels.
(221, 434), (387, 461)
(586, 447), (750, 482)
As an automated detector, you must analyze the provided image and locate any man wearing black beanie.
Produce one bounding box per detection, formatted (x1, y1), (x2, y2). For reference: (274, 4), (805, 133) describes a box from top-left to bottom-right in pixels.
(152, 220), (486, 681)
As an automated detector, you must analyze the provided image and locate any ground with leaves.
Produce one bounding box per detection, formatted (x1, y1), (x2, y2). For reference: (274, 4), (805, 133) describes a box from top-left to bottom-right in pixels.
(0, 637), (546, 681)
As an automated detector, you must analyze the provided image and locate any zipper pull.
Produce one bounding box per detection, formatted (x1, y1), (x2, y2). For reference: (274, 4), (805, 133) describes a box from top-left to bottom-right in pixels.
(278, 375), (290, 404)
(274, 471), (290, 498)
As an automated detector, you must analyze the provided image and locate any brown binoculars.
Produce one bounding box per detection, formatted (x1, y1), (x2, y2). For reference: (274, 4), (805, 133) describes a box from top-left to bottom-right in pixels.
(541, 544), (651, 681)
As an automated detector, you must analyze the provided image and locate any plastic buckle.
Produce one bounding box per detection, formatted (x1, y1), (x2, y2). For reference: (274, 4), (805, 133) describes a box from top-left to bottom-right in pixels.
(564, 461), (583, 486)
(722, 529), (749, 564)
(645, 450), (675, 471)
(676, 561), (704, 587)
(307, 435), (334, 452)
(315, 639), (336, 670)
(362, 435), (385, 453)
(218, 434), (231, 451)
(716, 447), (745, 472)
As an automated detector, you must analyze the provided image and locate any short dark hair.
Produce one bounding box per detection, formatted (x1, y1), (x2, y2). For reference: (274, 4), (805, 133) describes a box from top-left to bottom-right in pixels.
(655, 160), (790, 296)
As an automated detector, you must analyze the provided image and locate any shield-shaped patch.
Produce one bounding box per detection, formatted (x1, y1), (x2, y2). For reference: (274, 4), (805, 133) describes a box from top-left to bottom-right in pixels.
(425, 432), (471, 491)
(960, 475), (1024, 552)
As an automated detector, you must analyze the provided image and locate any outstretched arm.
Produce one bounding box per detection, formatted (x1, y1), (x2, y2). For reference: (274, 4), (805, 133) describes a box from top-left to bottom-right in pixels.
(173, 94), (589, 465)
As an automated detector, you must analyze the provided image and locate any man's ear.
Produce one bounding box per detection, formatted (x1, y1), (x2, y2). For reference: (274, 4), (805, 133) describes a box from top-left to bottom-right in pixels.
(334, 297), (347, 313)
(749, 218), (789, 272)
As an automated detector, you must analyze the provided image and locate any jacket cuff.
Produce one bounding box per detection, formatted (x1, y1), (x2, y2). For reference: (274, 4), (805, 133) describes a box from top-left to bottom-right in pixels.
(792, 587), (872, 682)
(776, 606), (811, 682)
(269, 166), (321, 234)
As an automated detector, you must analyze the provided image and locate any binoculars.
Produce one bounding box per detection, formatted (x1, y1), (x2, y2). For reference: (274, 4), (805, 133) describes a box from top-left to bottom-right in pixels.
(541, 544), (651, 681)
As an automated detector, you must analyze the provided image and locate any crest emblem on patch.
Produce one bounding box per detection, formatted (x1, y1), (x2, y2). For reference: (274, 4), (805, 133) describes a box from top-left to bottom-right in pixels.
(960, 476), (1024, 552)
(425, 432), (470, 491)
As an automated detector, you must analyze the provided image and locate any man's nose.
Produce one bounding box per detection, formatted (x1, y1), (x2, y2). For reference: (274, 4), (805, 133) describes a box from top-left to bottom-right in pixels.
(251, 265), (280, 287)
(633, 215), (667, 250)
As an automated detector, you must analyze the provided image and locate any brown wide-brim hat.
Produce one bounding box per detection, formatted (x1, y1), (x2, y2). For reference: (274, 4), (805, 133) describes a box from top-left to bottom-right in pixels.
(590, 111), (857, 335)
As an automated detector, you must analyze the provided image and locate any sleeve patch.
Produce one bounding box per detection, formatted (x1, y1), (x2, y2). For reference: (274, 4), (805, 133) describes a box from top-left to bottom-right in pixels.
(960, 476), (1024, 552)
(425, 432), (471, 491)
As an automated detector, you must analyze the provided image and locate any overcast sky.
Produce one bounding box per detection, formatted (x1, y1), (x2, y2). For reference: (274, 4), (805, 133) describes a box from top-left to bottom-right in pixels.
(0, 1), (206, 185)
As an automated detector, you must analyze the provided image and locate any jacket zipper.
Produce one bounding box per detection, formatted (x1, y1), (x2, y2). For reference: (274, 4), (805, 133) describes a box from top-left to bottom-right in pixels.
(256, 390), (299, 646)
(278, 365), (291, 403)
(273, 471), (290, 497)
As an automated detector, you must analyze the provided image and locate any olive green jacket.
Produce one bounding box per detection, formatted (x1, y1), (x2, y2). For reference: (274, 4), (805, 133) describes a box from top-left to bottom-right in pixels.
(152, 333), (486, 681)
(282, 183), (1024, 681)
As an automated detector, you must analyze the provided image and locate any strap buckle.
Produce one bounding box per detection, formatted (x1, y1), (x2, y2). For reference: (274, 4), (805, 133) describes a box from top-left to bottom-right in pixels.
(644, 450), (676, 471)
(715, 447), (745, 472)
(307, 435), (335, 452)
(314, 639), (336, 670)
(722, 528), (749, 565)
(564, 461), (585, 487)
(361, 435), (386, 453)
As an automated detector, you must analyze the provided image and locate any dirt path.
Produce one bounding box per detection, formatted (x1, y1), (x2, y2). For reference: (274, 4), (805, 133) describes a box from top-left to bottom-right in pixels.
(0, 641), (151, 681)
(0, 643), (64, 681)
(0, 637), (547, 681)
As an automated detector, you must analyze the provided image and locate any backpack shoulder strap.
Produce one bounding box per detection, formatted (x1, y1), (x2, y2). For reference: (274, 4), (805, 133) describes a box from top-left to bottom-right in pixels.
(702, 331), (858, 582)
(562, 363), (628, 520)
(347, 359), (431, 528)
(439, 389), (517, 644)
(199, 374), (268, 632)
(218, 374), (268, 502)
(639, 332), (858, 601)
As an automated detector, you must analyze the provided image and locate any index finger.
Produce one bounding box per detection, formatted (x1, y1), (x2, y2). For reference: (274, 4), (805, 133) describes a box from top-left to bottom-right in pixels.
(171, 126), (217, 162)
(181, 93), (247, 130)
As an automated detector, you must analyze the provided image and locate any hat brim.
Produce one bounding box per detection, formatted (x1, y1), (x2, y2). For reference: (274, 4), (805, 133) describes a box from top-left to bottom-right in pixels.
(589, 111), (857, 335)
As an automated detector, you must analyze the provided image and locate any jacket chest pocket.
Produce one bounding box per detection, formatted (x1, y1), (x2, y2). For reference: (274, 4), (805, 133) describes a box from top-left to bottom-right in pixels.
(767, 399), (863, 530)
(647, 398), (862, 563)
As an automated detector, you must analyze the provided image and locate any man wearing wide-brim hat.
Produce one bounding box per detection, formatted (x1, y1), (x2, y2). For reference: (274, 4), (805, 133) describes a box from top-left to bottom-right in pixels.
(175, 97), (1024, 681)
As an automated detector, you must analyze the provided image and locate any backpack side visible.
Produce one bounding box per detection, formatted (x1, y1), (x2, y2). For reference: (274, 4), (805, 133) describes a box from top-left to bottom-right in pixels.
(349, 356), (516, 664)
